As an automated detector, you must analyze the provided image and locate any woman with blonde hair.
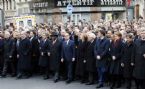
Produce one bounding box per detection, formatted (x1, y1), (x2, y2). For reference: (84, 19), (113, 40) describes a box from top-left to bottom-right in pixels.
(75, 33), (89, 83)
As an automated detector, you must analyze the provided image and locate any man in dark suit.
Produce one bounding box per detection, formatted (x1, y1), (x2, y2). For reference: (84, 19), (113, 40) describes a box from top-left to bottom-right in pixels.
(30, 31), (40, 75)
(133, 28), (145, 89)
(94, 30), (110, 88)
(61, 32), (75, 84)
(1, 31), (15, 78)
(121, 34), (135, 89)
(17, 31), (32, 79)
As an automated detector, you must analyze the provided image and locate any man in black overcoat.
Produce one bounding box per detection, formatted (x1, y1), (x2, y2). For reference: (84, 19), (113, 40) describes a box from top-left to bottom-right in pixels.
(30, 31), (40, 75)
(133, 29), (145, 89)
(1, 31), (15, 78)
(49, 32), (62, 83)
(121, 34), (135, 89)
(17, 31), (32, 79)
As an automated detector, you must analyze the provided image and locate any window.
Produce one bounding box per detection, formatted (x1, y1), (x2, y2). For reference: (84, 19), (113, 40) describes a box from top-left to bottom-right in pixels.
(10, 0), (12, 10)
(14, 0), (16, 9)
(6, 0), (8, 10)
(27, 20), (32, 26)
(23, 7), (30, 14)
(19, 21), (24, 27)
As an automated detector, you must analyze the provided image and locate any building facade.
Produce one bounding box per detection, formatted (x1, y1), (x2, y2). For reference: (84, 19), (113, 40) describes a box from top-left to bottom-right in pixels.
(0, 0), (17, 24)
(28, 0), (127, 24)
(134, 0), (145, 19)
(1, 0), (145, 24)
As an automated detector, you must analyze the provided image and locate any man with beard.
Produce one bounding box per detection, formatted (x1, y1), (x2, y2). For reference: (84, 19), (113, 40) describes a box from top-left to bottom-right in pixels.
(49, 32), (62, 83)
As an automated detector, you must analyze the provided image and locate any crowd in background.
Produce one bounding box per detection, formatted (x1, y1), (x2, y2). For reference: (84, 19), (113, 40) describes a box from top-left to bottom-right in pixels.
(0, 18), (145, 89)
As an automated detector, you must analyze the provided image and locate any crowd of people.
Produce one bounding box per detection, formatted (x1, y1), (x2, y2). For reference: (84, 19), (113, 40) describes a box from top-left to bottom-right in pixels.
(0, 18), (145, 89)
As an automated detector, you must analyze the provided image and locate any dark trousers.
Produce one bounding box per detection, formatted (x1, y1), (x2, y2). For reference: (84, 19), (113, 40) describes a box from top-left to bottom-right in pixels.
(110, 74), (122, 87)
(65, 61), (73, 80)
(125, 78), (132, 89)
(40, 66), (49, 77)
(0, 55), (4, 74)
(88, 72), (94, 83)
(135, 79), (145, 89)
(31, 55), (39, 74)
(97, 67), (106, 85)
(54, 71), (59, 80)
(2, 60), (16, 75)
(17, 67), (32, 77)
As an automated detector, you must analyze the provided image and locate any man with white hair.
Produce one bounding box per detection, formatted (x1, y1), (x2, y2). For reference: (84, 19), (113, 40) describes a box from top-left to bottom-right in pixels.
(133, 28), (145, 89)
(0, 31), (15, 78)
(85, 32), (96, 85)
(17, 31), (32, 79)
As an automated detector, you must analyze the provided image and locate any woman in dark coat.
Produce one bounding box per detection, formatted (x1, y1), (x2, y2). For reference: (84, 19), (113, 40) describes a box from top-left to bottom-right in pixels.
(121, 34), (135, 89)
(75, 34), (88, 83)
(109, 32), (124, 89)
(17, 31), (31, 79)
(133, 30), (145, 89)
(39, 33), (50, 80)
(49, 32), (62, 82)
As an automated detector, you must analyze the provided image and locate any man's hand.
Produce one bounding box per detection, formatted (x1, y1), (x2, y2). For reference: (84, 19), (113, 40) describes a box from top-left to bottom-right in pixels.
(72, 58), (75, 62)
(97, 55), (101, 60)
(41, 52), (44, 56)
(61, 58), (64, 63)
(121, 63), (124, 67)
(143, 54), (145, 58)
(48, 52), (50, 56)
(131, 63), (134, 66)
(83, 60), (86, 63)
(112, 56), (116, 61)
(9, 55), (12, 58)
(17, 54), (19, 58)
